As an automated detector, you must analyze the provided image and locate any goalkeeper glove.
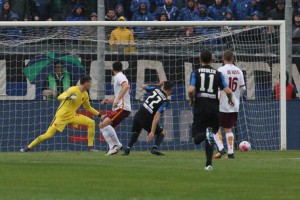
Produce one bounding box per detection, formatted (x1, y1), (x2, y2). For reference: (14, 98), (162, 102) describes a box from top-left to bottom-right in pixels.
(66, 94), (77, 100)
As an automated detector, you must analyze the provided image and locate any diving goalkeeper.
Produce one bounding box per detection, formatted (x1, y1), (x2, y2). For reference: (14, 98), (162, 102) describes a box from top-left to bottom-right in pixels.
(20, 76), (101, 152)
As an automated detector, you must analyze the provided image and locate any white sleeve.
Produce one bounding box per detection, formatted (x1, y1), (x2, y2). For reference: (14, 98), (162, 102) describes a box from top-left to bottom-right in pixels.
(239, 70), (246, 88)
(117, 74), (128, 85)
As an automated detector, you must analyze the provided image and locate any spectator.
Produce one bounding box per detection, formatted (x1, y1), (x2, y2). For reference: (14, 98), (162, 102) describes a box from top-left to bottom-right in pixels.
(207, 0), (227, 21)
(157, 12), (169, 21)
(109, 16), (135, 53)
(198, 0), (214, 7)
(30, 0), (53, 21)
(266, 0), (285, 20)
(224, 8), (234, 20)
(66, 3), (88, 21)
(274, 72), (297, 100)
(105, 8), (117, 21)
(194, 5), (213, 35)
(251, 11), (261, 20)
(293, 10), (300, 43)
(230, 0), (253, 20)
(153, 0), (179, 21)
(52, 0), (68, 21)
(42, 61), (71, 100)
(115, 3), (125, 19)
(0, 0), (15, 21)
(7, 13), (23, 41)
(178, 0), (198, 21)
(130, 0), (150, 14)
(9, 0), (29, 21)
(132, 1), (154, 38)
(195, 5), (213, 21)
(90, 12), (97, 21)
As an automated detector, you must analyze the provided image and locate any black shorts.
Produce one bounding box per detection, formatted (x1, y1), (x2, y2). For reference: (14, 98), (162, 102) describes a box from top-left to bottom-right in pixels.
(132, 113), (163, 135)
(192, 112), (219, 137)
(219, 112), (238, 129)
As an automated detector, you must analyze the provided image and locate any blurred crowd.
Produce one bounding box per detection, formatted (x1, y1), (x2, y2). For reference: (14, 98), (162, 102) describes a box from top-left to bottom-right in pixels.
(0, 0), (294, 22)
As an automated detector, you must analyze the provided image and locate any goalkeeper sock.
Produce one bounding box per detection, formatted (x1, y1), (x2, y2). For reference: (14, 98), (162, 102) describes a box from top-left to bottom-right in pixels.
(87, 120), (95, 147)
(28, 127), (56, 149)
(226, 132), (234, 154)
(154, 132), (165, 147)
(214, 130), (224, 151)
(128, 132), (140, 148)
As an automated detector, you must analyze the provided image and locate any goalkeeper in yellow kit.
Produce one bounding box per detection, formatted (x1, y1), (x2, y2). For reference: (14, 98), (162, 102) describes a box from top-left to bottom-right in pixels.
(20, 76), (101, 152)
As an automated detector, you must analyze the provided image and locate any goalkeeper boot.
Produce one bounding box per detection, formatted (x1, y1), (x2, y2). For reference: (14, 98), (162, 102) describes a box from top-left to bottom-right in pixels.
(206, 127), (215, 146)
(214, 148), (226, 159)
(20, 146), (31, 152)
(151, 149), (165, 156)
(122, 147), (131, 156)
(226, 154), (235, 159)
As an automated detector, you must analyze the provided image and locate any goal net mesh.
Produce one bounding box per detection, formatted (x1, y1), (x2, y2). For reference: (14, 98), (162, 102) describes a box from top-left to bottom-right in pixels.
(0, 24), (281, 151)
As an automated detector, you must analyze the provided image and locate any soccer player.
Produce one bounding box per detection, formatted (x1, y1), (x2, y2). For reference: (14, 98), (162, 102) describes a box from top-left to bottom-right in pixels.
(123, 81), (174, 156)
(214, 50), (246, 159)
(99, 61), (131, 156)
(20, 76), (101, 152)
(188, 50), (234, 171)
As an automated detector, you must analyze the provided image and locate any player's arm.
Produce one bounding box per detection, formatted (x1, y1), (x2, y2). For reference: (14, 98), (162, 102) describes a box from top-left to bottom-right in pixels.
(57, 87), (76, 101)
(147, 101), (168, 142)
(113, 81), (129, 108)
(219, 73), (234, 106)
(239, 72), (246, 97)
(83, 97), (101, 117)
(142, 80), (165, 91)
(188, 72), (196, 107)
(101, 95), (115, 105)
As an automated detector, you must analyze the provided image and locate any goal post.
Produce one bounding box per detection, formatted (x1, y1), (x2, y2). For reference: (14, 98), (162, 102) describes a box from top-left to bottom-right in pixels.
(0, 20), (287, 151)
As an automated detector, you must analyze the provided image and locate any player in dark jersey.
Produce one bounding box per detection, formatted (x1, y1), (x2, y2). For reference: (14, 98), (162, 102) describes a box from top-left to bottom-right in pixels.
(123, 81), (174, 156)
(188, 50), (234, 171)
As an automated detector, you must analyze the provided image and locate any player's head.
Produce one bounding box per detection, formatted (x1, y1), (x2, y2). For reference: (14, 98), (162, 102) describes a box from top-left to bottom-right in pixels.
(162, 81), (174, 96)
(200, 50), (213, 65)
(112, 61), (123, 74)
(80, 75), (92, 90)
(223, 50), (234, 64)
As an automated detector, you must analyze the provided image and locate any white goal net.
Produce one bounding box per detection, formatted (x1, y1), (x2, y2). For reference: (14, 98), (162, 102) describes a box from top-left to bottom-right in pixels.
(0, 21), (286, 152)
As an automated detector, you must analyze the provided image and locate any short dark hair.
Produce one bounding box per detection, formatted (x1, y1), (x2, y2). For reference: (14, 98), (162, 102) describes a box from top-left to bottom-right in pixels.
(223, 50), (234, 62)
(200, 50), (213, 64)
(80, 75), (92, 85)
(112, 61), (123, 72)
(163, 81), (174, 91)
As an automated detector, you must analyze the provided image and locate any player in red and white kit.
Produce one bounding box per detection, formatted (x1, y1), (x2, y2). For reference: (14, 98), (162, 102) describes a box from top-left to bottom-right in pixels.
(99, 61), (131, 156)
(214, 50), (246, 159)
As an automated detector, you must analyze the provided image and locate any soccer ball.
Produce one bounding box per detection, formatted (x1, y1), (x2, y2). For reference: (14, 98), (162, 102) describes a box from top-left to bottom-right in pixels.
(239, 141), (251, 152)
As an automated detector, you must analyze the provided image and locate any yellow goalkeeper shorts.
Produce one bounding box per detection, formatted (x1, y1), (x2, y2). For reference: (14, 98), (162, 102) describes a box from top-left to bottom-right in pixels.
(50, 114), (94, 132)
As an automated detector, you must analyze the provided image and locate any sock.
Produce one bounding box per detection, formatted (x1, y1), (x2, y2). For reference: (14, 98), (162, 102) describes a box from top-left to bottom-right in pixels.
(193, 132), (206, 145)
(154, 132), (165, 147)
(205, 139), (214, 166)
(101, 125), (121, 150)
(28, 127), (56, 149)
(87, 120), (95, 147)
(127, 132), (140, 148)
(226, 132), (234, 154)
(214, 130), (224, 151)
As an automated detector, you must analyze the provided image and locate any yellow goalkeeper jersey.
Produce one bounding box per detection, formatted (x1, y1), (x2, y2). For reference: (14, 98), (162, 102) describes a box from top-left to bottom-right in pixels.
(56, 86), (99, 120)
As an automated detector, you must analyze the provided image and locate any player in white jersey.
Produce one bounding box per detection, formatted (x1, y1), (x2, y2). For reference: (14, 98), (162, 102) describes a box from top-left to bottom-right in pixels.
(214, 50), (246, 159)
(99, 61), (131, 155)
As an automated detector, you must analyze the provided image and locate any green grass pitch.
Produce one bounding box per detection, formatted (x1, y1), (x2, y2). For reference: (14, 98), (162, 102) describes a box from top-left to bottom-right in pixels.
(0, 151), (300, 200)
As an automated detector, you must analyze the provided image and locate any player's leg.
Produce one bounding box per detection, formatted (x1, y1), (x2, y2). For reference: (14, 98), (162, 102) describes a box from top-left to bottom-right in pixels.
(70, 114), (96, 151)
(20, 126), (57, 152)
(100, 109), (131, 155)
(214, 112), (227, 159)
(123, 115), (142, 155)
(223, 112), (238, 159)
(151, 126), (165, 156)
